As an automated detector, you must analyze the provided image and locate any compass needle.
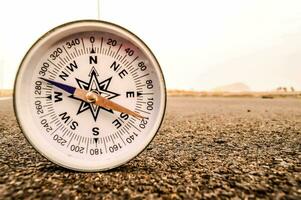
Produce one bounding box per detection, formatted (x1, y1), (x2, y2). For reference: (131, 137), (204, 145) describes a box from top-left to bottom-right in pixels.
(92, 94), (145, 119)
(76, 87), (144, 119)
(39, 77), (76, 94)
(40, 78), (144, 119)
(14, 20), (166, 171)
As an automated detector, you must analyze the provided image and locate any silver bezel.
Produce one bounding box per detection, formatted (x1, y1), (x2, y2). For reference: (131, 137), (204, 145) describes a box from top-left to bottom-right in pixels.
(14, 20), (166, 172)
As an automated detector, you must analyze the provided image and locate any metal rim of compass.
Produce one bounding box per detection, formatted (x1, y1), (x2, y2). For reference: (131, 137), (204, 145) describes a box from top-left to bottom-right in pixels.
(13, 20), (167, 171)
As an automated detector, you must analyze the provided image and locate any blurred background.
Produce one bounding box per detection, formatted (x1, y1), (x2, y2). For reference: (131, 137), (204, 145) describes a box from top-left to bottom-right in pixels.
(0, 0), (301, 95)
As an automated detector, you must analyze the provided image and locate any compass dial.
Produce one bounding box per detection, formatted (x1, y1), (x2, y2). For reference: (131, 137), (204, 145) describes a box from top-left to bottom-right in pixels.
(14, 20), (166, 171)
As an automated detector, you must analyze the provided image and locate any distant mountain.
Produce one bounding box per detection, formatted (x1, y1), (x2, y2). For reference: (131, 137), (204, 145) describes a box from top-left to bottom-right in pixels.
(212, 82), (251, 92)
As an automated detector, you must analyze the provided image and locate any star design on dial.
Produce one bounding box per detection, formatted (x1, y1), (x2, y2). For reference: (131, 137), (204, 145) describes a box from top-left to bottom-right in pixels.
(70, 67), (120, 121)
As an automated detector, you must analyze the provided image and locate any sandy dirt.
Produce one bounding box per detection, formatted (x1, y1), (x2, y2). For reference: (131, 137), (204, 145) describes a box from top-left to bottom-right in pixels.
(0, 97), (300, 199)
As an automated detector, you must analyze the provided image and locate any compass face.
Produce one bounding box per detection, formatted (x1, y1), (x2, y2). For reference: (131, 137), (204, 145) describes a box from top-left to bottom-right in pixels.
(14, 20), (166, 171)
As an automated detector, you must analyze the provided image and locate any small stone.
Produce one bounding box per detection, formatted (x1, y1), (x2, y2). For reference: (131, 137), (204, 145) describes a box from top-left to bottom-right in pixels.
(273, 158), (283, 164)
(294, 166), (301, 172)
(214, 139), (226, 144)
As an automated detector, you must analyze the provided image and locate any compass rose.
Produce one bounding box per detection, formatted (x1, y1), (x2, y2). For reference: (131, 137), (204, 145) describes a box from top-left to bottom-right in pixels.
(71, 67), (120, 121)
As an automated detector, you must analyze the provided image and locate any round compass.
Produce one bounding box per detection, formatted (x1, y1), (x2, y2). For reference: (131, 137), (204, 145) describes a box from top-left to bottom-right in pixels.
(14, 20), (166, 171)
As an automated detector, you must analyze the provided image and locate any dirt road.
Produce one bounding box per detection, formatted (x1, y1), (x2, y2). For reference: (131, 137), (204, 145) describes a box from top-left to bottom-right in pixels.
(0, 97), (300, 199)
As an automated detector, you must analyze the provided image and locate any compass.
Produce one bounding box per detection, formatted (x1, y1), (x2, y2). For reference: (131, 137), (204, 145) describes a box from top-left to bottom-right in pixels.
(14, 20), (166, 171)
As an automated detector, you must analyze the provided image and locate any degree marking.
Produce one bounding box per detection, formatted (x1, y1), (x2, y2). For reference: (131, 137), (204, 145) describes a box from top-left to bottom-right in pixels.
(39, 110), (54, 119)
(120, 54), (127, 62)
(78, 136), (83, 145)
(63, 57), (69, 64)
(58, 57), (66, 65)
(129, 67), (139, 74)
(49, 118), (59, 125)
(122, 59), (128, 65)
(134, 73), (150, 81)
(81, 38), (86, 54)
(48, 70), (56, 76)
(100, 37), (103, 54)
(117, 131), (126, 145)
(128, 121), (141, 132)
(50, 125), (61, 136)
(62, 45), (72, 60)
(85, 139), (89, 154)
(135, 108), (150, 115)
(74, 47), (80, 57)
(123, 128), (130, 135)
(110, 135), (115, 143)
(114, 44), (122, 59)
(103, 139), (107, 154)
(47, 59), (60, 70)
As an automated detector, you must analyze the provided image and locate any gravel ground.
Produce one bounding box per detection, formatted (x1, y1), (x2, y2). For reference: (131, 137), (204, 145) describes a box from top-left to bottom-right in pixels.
(0, 97), (300, 199)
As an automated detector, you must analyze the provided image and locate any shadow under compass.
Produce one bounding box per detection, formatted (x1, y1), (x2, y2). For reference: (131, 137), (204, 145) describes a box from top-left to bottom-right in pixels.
(35, 158), (155, 174)
(37, 163), (74, 173)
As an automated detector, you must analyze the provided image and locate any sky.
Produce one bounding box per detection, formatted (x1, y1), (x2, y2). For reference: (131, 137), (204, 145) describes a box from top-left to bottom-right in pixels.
(0, 0), (301, 91)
